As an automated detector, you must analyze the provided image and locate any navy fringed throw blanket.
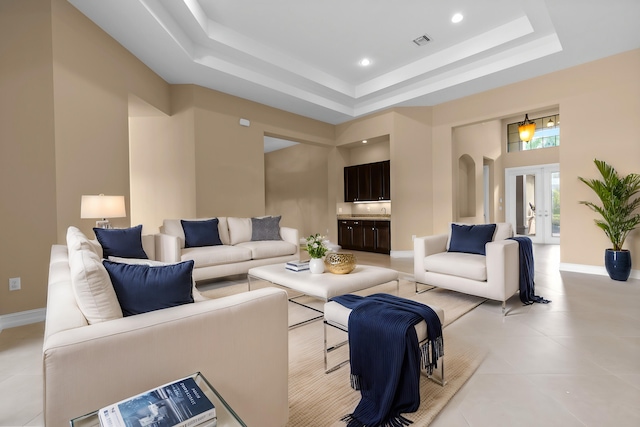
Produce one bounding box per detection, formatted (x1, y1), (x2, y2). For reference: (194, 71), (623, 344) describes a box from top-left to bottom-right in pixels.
(330, 293), (443, 427)
(509, 236), (551, 305)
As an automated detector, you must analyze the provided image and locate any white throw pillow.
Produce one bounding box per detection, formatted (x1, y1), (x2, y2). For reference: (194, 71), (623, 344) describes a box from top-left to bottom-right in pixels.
(69, 249), (122, 324)
(66, 226), (102, 258)
(227, 217), (252, 245)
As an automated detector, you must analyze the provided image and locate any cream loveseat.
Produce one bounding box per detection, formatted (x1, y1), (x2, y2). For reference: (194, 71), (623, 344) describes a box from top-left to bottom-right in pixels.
(43, 227), (289, 427)
(414, 223), (519, 312)
(155, 216), (299, 283)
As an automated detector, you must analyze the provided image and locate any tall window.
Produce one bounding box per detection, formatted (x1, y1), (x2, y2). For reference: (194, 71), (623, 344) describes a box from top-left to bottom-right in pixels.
(507, 114), (560, 152)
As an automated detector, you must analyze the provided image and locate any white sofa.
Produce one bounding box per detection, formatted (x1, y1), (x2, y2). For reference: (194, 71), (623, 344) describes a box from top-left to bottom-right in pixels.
(43, 229), (289, 427)
(155, 217), (300, 283)
(413, 223), (519, 312)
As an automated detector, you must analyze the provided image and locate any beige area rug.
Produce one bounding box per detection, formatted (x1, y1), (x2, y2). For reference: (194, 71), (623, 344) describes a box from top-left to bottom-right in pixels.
(201, 279), (487, 427)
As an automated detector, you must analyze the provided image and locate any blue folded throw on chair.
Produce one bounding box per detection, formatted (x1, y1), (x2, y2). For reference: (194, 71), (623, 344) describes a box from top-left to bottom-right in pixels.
(509, 236), (551, 305)
(330, 293), (443, 427)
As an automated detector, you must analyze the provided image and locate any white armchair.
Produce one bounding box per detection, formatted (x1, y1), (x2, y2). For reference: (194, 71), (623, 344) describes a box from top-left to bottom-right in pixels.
(413, 223), (519, 313)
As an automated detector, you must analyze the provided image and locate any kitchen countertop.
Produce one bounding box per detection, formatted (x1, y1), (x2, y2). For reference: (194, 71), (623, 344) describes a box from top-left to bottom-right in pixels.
(337, 214), (391, 221)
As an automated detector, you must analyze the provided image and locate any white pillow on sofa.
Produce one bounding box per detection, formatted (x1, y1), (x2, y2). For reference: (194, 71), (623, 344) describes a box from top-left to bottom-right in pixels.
(66, 226), (102, 258)
(69, 249), (122, 324)
(227, 217), (252, 245)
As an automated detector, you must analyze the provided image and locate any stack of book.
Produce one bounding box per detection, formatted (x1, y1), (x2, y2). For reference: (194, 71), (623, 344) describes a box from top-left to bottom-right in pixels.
(98, 376), (217, 427)
(286, 260), (310, 272)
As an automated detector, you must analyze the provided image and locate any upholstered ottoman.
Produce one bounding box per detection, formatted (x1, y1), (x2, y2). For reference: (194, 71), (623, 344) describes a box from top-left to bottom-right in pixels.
(323, 299), (445, 385)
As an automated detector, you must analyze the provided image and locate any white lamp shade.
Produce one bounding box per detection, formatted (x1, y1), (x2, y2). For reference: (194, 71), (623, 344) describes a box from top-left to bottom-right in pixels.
(80, 195), (126, 219)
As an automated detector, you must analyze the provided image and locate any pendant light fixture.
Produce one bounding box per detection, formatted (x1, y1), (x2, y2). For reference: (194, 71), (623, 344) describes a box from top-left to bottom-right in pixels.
(518, 114), (536, 143)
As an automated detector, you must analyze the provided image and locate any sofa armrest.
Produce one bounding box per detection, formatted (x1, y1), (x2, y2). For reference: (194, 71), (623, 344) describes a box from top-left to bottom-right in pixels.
(44, 287), (289, 427)
(414, 233), (447, 259)
(141, 235), (155, 260)
(485, 239), (520, 297)
(280, 226), (301, 258)
(414, 233), (448, 281)
(154, 233), (181, 263)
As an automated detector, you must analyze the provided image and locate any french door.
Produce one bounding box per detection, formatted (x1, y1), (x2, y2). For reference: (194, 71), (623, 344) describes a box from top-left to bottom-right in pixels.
(505, 164), (560, 244)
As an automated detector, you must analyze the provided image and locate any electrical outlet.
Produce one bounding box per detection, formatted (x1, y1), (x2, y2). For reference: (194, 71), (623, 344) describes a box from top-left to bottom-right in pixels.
(9, 277), (21, 291)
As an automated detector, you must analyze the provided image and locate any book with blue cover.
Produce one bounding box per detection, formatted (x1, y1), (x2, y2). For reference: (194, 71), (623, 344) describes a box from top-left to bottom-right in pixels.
(286, 260), (310, 271)
(98, 376), (216, 427)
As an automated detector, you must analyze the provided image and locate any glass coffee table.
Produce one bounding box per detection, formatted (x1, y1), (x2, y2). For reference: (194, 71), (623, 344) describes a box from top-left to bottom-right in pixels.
(70, 372), (246, 427)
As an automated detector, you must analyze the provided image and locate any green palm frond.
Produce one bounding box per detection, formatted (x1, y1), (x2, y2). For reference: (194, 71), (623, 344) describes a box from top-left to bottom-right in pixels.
(579, 159), (640, 251)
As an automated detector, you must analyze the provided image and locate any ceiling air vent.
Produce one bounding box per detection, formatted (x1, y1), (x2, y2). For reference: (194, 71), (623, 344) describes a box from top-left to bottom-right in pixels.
(413, 34), (432, 46)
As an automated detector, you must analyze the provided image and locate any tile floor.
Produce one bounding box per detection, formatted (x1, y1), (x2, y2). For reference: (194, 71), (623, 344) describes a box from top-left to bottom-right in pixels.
(1, 245), (639, 426)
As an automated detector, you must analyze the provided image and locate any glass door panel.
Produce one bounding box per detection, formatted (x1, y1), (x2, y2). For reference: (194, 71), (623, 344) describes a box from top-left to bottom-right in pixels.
(506, 164), (559, 244)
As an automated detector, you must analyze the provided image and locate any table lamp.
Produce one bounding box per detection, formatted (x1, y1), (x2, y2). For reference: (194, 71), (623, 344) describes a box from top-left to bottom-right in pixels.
(80, 194), (126, 228)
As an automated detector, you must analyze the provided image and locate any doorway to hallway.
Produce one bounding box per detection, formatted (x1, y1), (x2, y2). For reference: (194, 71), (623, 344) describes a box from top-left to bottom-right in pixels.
(505, 164), (560, 244)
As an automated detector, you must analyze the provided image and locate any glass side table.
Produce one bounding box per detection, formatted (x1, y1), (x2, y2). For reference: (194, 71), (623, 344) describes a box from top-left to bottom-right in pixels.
(70, 372), (246, 427)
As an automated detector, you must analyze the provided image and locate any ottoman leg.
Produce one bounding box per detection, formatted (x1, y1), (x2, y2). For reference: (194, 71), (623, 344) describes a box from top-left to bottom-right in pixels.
(323, 321), (350, 374)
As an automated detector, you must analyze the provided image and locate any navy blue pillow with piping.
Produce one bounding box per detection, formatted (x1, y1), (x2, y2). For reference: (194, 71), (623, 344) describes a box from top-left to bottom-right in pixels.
(181, 218), (222, 248)
(94, 225), (148, 259)
(103, 260), (194, 316)
(448, 223), (497, 256)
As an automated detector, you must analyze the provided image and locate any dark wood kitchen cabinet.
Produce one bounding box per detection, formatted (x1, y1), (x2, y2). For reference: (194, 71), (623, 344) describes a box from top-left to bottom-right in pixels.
(369, 160), (390, 201)
(344, 160), (390, 202)
(344, 167), (359, 203)
(338, 219), (390, 254)
(373, 220), (391, 254)
(338, 220), (363, 250)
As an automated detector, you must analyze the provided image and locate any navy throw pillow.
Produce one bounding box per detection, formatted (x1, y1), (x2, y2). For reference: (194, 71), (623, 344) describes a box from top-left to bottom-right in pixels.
(94, 225), (148, 259)
(181, 218), (222, 248)
(103, 260), (195, 316)
(251, 216), (282, 241)
(448, 223), (497, 256)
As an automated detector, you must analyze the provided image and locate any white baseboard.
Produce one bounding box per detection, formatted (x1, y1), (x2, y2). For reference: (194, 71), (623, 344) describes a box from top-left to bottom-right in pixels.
(0, 308), (46, 331)
(559, 263), (640, 280)
(390, 250), (413, 258)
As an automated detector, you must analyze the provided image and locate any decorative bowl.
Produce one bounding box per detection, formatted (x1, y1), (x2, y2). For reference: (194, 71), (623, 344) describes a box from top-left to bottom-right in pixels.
(324, 253), (357, 274)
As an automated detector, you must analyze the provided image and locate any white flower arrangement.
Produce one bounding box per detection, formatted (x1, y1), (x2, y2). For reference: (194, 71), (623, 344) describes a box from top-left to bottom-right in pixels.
(305, 233), (328, 259)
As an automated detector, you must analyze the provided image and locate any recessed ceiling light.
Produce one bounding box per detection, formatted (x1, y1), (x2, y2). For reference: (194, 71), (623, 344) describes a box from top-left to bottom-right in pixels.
(359, 58), (371, 67)
(451, 13), (463, 23)
(362, 140), (368, 144)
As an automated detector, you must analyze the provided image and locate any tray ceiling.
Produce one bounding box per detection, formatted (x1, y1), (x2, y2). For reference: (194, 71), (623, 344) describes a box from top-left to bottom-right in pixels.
(68, 0), (640, 124)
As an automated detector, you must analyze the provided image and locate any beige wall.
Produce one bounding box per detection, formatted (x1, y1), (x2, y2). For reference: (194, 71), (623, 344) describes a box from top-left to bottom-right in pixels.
(349, 139), (390, 165)
(190, 85), (334, 219)
(0, 0), (57, 314)
(334, 108), (433, 252)
(1, 0), (334, 317)
(391, 109), (433, 251)
(2, 0), (638, 319)
(128, 96), (197, 234)
(51, 0), (171, 243)
(265, 143), (330, 237)
(431, 49), (640, 268)
(452, 120), (503, 223)
(559, 51), (640, 266)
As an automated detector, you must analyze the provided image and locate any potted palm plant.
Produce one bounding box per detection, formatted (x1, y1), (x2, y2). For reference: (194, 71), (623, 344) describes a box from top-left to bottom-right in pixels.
(579, 159), (640, 281)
